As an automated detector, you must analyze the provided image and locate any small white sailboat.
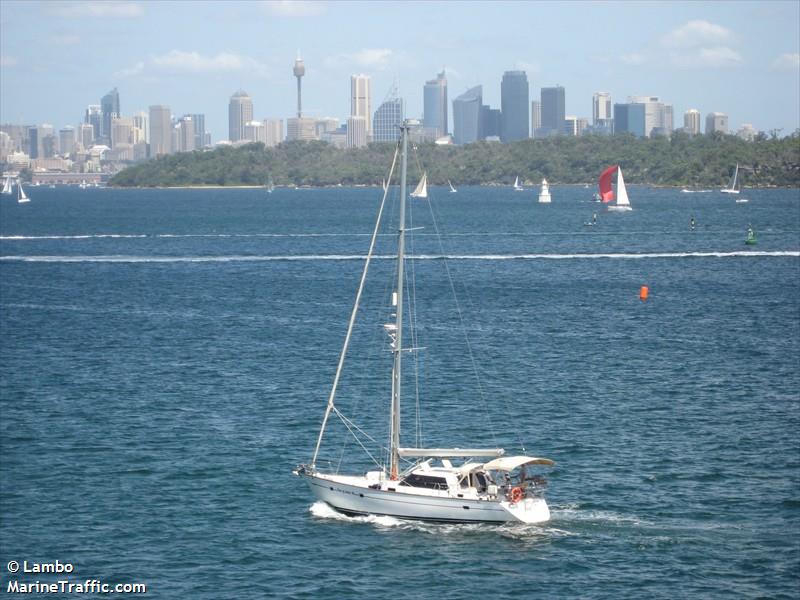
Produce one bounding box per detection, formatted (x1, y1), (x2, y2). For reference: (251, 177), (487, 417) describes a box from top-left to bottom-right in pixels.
(17, 180), (29, 203)
(720, 164), (741, 194)
(410, 172), (428, 198)
(448, 179), (457, 193)
(2, 176), (13, 195)
(538, 178), (551, 203)
(599, 164), (632, 212)
(294, 121), (554, 524)
(266, 178), (275, 194)
(513, 176), (524, 191)
(79, 180), (87, 189)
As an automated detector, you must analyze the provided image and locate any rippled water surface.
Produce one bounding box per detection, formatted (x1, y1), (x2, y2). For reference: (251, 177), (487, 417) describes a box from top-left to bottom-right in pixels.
(1, 185), (799, 598)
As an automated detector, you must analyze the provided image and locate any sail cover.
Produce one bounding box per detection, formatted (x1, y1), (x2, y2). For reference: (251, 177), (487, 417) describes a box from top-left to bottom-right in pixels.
(599, 165), (618, 203)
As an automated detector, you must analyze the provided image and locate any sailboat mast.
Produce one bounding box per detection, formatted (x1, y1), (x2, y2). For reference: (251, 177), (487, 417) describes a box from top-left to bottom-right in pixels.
(390, 122), (409, 480)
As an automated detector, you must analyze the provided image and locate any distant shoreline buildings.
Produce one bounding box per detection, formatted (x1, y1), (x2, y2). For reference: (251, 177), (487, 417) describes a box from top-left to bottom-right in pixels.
(0, 55), (767, 177)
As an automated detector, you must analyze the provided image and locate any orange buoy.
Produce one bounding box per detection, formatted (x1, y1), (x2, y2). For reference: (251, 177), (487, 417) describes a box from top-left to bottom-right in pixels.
(639, 285), (649, 301)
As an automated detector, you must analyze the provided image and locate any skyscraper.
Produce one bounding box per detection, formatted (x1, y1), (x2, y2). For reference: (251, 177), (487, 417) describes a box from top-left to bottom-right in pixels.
(628, 96), (672, 137)
(481, 105), (501, 139)
(346, 115), (367, 148)
(531, 101), (541, 136)
(540, 86), (565, 136)
(188, 114), (205, 148)
(373, 89), (404, 143)
(228, 90), (253, 142)
(85, 105), (102, 140)
(149, 105), (172, 157)
(59, 126), (75, 156)
(683, 109), (701, 135)
(452, 86), (482, 145)
(592, 92), (613, 133)
(500, 70), (529, 142)
(705, 112), (728, 135)
(423, 70), (448, 138)
(613, 103), (646, 137)
(100, 88), (120, 142)
(350, 74), (371, 138)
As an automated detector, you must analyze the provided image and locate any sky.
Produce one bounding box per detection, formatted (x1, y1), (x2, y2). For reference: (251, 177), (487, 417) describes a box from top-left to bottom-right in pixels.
(1, 0), (799, 142)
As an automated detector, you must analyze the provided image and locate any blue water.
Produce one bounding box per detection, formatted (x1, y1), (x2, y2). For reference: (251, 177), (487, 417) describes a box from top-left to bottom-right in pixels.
(1, 185), (798, 598)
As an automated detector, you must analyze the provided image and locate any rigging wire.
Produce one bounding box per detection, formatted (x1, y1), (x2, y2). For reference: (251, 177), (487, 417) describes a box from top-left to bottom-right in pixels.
(411, 145), (505, 450)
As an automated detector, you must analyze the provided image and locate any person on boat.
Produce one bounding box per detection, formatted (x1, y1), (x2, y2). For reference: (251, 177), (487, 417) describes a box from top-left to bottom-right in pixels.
(592, 212), (597, 225)
(690, 216), (696, 231)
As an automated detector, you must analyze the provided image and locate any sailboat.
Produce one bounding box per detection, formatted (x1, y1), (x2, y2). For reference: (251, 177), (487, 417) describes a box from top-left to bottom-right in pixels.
(2, 176), (13, 195)
(410, 172), (428, 198)
(266, 177), (275, 194)
(448, 179), (457, 193)
(720, 164), (741, 194)
(513, 176), (524, 191)
(17, 180), (29, 204)
(538, 178), (551, 203)
(599, 165), (632, 212)
(294, 121), (554, 524)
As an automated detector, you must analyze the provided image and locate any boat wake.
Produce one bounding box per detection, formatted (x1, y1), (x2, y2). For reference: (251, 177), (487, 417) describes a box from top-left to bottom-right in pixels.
(2, 251), (798, 263)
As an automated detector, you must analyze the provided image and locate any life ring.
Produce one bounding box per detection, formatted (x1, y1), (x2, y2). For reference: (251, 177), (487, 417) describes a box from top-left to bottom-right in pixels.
(510, 486), (524, 504)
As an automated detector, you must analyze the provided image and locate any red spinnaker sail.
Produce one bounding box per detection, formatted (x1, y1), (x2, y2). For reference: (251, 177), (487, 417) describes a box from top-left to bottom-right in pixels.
(599, 165), (618, 203)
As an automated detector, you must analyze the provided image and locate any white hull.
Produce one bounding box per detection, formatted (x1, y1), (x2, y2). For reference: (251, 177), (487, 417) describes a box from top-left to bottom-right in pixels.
(302, 471), (549, 524)
(607, 205), (631, 212)
(720, 189), (740, 195)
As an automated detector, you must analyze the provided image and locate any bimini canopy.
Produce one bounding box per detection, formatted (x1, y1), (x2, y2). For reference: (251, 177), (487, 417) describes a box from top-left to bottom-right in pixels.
(481, 455), (555, 472)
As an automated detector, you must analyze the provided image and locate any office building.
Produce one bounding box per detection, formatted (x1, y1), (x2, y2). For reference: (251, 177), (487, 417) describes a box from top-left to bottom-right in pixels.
(77, 123), (94, 150)
(613, 103), (646, 137)
(481, 105), (501, 139)
(187, 114), (205, 148)
(100, 88), (120, 142)
(149, 105), (172, 156)
(540, 86), (565, 136)
(737, 123), (756, 141)
(452, 86), (482, 145)
(705, 112), (728, 135)
(628, 96), (673, 137)
(564, 116), (588, 136)
(346, 115), (367, 148)
(423, 70), (448, 138)
(500, 70), (529, 142)
(592, 92), (613, 133)
(286, 117), (317, 141)
(243, 120), (266, 144)
(373, 89), (404, 143)
(110, 117), (133, 148)
(176, 116), (195, 152)
(264, 119), (284, 147)
(59, 127), (76, 156)
(85, 105), (102, 140)
(682, 109), (701, 135)
(531, 101), (541, 136)
(350, 74), (371, 137)
(228, 90), (253, 142)
(131, 112), (148, 144)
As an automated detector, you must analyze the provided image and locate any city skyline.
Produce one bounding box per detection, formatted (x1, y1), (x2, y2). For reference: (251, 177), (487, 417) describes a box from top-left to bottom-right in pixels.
(1, 1), (799, 141)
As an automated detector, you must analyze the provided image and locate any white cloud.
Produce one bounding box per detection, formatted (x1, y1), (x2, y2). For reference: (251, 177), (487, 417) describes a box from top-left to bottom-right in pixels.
(152, 50), (255, 72)
(114, 61), (145, 78)
(669, 46), (742, 68)
(46, 1), (143, 18)
(621, 53), (647, 66)
(771, 53), (800, 70)
(325, 48), (395, 70)
(114, 51), (270, 79)
(261, 1), (325, 17)
(661, 20), (733, 48)
(0, 55), (18, 67)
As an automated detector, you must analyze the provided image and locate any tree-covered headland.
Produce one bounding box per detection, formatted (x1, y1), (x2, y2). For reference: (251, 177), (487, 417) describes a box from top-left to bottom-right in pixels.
(110, 130), (800, 188)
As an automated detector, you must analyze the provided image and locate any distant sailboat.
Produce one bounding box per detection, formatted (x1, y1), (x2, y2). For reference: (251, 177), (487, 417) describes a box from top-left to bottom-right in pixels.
(2, 176), (13, 195)
(266, 177), (275, 193)
(513, 176), (524, 191)
(538, 178), (551, 203)
(599, 165), (632, 211)
(410, 172), (428, 198)
(17, 180), (29, 204)
(448, 179), (457, 193)
(720, 164), (741, 194)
